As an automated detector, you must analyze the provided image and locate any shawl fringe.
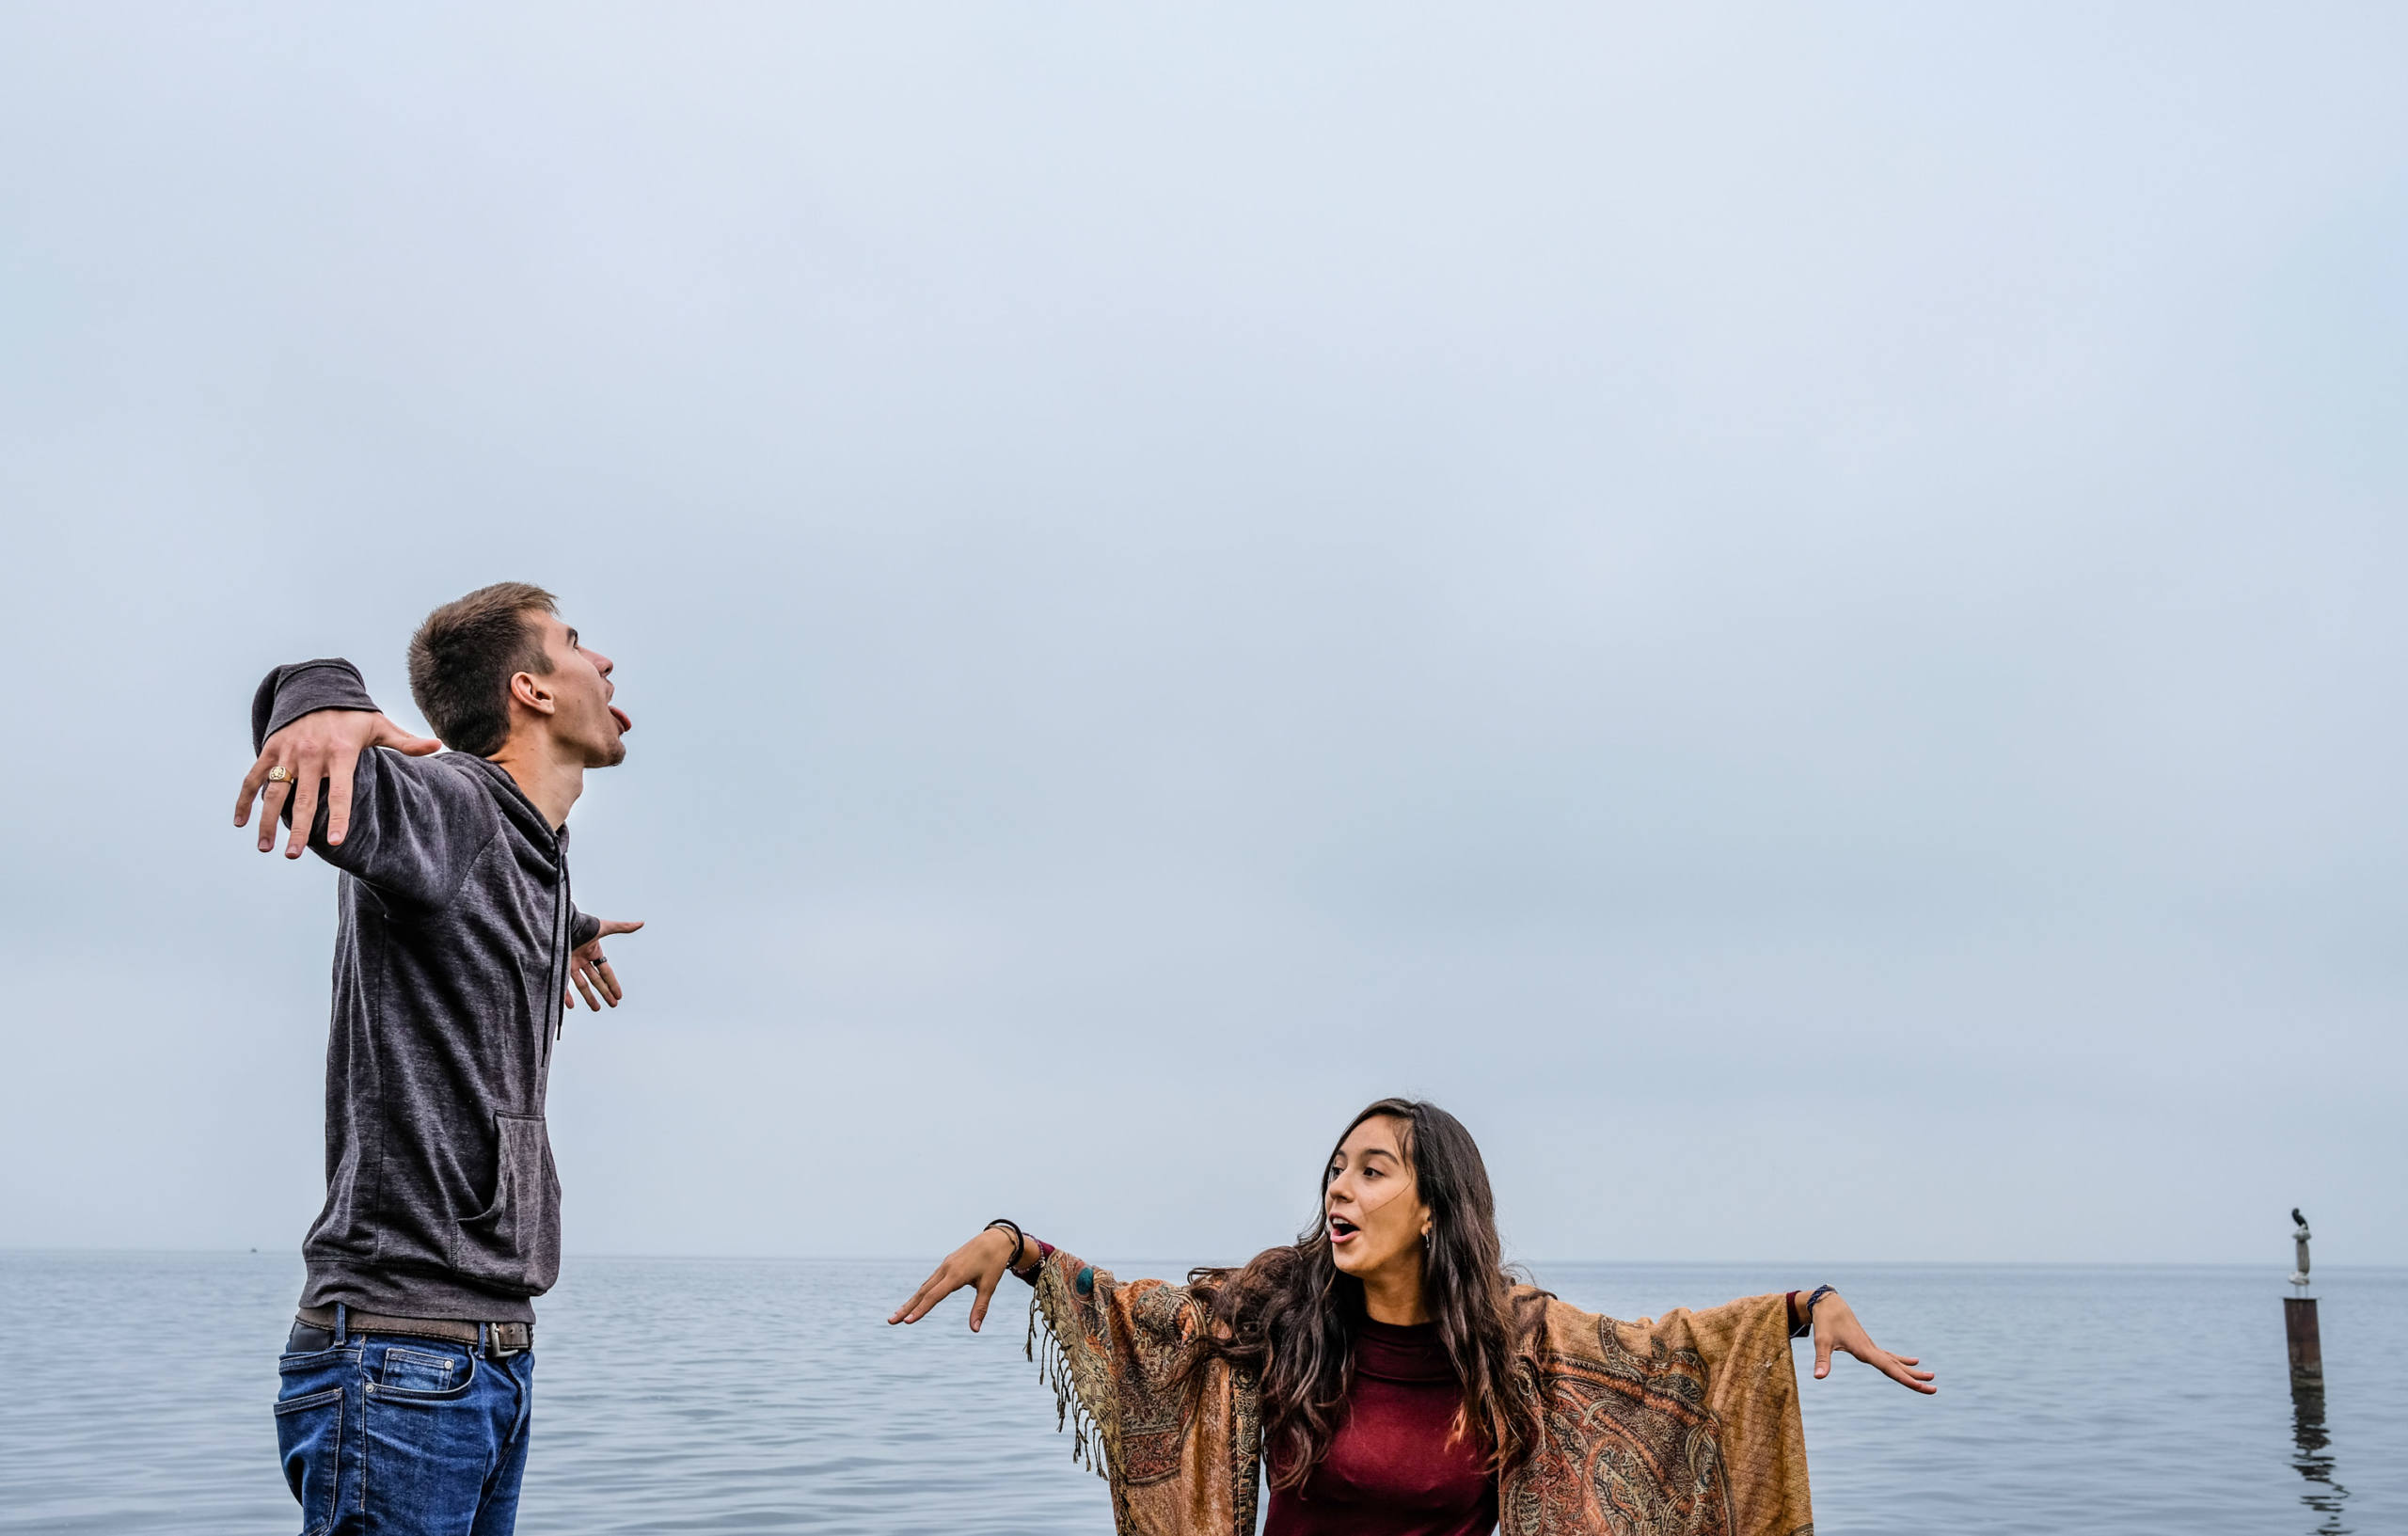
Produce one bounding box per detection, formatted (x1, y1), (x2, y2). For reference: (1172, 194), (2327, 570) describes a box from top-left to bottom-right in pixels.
(1027, 1280), (1112, 1481)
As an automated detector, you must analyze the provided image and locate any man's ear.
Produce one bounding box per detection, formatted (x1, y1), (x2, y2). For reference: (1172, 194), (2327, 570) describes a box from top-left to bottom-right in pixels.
(509, 671), (558, 717)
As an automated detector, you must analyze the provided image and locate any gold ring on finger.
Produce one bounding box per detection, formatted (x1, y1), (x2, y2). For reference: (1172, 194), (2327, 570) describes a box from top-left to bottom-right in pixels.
(267, 766), (292, 784)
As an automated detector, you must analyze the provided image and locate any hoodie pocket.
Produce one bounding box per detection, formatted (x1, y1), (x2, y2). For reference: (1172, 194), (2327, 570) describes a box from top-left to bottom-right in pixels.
(454, 1113), (562, 1294)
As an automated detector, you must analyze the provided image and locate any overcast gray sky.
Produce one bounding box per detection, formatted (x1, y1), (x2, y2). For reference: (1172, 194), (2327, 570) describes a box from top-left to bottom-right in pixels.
(3, 6), (2402, 1271)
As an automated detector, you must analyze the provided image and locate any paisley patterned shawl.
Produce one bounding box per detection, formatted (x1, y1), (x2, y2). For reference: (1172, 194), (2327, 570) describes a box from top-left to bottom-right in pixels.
(1023, 1245), (1812, 1536)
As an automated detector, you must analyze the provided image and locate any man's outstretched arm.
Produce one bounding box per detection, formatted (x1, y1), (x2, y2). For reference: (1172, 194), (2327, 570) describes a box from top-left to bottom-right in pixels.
(236, 658), (442, 860)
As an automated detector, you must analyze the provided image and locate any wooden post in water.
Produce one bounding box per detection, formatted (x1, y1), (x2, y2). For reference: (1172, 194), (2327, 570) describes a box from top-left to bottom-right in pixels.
(2286, 1209), (2322, 1393)
(2286, 1297), (2322, 1387)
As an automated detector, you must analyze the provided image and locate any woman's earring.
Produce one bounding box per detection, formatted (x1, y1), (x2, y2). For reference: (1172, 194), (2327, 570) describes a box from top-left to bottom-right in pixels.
(1421, 1227), (1432, 1247)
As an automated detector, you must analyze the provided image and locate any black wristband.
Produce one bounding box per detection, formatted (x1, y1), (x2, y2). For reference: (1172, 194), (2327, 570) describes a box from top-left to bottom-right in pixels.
(984, 1218), (1025, 1272)
(1791, 1283), (1837, 1338)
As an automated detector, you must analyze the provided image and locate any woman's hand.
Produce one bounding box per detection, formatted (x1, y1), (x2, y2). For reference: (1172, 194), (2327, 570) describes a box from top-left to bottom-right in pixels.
(1808, 1292), (1937, 1394)
(887, 1227), (1024, 1333)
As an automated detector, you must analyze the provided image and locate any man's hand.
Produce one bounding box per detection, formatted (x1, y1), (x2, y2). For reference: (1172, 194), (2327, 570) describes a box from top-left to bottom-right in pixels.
(236, 710), (443, 859)
(566, 919), (645, 1010)
(1809, 1291), (1937, 1394)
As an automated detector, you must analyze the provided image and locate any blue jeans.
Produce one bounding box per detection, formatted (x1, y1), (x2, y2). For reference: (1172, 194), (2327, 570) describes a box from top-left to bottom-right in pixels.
(275, 1317), (536, 1536)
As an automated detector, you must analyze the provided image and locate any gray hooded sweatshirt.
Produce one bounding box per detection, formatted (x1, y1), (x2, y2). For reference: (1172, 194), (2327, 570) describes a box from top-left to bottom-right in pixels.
(255, 659), (603, 1322)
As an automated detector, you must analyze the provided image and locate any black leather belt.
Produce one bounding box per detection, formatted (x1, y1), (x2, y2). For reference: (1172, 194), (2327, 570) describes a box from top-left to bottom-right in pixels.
(295, 1305), (533, 1356)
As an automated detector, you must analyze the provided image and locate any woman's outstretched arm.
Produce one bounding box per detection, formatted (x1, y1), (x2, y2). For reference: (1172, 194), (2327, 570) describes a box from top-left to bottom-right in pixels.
(887, 1226), (1046, 1333)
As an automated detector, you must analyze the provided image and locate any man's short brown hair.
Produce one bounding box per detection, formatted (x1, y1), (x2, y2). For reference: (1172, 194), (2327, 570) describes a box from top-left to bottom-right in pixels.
(408, 582), (559, 756)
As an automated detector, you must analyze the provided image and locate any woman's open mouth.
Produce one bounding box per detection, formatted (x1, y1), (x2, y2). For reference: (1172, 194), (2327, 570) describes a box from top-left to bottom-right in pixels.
(1328, 1216), (1359, 1244)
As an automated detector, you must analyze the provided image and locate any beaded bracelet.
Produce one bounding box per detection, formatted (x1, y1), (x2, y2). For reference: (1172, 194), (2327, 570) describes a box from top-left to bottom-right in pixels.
(1790, 1283), (1837, 1338)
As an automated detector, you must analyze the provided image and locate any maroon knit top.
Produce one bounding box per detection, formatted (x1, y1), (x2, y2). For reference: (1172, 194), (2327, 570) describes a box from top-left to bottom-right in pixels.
(1261, 1317), (1497, 1536)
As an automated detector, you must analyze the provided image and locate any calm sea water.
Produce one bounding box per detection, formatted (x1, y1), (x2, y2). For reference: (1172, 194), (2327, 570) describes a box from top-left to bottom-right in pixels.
(0, 1253), (2397, 1534)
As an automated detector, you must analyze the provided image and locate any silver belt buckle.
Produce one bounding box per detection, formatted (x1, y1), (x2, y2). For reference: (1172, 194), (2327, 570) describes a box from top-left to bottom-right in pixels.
(485, 1322), (531, 1358)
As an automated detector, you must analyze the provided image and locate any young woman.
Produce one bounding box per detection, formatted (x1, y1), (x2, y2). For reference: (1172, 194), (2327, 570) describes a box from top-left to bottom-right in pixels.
(890, 1097), (1934, 1536)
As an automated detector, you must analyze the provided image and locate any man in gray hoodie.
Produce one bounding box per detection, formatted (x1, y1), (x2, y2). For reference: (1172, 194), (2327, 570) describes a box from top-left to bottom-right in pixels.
(238, 581), (642, 1536)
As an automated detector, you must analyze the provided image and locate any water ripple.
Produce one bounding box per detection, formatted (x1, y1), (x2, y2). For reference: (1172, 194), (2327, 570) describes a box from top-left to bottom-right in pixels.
(0, 1254), (2398, 1534)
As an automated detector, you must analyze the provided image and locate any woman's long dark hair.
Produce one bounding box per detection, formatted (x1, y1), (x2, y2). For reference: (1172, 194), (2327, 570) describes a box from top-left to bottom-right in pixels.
(1180, 1098), (1540, 1489)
